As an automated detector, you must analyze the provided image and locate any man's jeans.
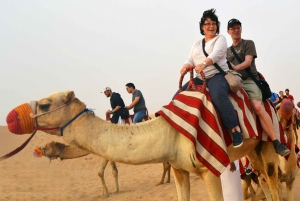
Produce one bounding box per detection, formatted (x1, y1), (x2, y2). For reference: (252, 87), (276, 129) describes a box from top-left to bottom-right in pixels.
(133, 110), (147, 123)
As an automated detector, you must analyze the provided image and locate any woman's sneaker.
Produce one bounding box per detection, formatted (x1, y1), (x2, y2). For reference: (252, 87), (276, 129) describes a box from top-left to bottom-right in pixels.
(232, 130), (243, 148)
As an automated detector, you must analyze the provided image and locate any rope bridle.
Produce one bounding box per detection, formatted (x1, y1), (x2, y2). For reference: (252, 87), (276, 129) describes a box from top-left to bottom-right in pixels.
(0, 99), (94, 161)
(40, 142), (66, 162)
(30, 101), (95, 136)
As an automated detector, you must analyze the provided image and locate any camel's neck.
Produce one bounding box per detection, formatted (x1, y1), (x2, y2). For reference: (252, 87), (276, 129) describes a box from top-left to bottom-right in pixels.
(62, 115), (179, 164)
(59, 145), (90, 160)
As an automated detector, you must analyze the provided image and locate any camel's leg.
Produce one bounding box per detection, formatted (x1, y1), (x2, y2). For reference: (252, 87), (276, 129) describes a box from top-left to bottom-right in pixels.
(258, 177), (272, 201)
(171, 167), (190, 201)
(109, 161), (119, 193)
(156, 162), (171, 186)
(241, 179), (249, 200)
(242, 174), (256, 199)
(200, 169), (223, 201)
(293, 125), (298, 144)
(248, 142), (281, 201)
(166, 162), (171, 183)
(286, 179), (296, 201)
(98, 159), (109, 197)
(249, 182), (256, 195)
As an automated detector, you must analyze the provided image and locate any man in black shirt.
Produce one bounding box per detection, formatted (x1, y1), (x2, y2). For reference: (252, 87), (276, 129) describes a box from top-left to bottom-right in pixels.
(102, 87), (125, 124)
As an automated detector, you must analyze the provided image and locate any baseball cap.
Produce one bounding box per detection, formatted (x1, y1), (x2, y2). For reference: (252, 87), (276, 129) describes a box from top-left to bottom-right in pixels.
(227, 18), (242, 30)
(101, 86), (111, 93)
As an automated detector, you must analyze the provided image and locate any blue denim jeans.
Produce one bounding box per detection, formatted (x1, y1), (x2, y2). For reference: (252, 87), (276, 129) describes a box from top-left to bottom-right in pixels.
(173, 74), (238, 130)
(133, 110), (147, 123)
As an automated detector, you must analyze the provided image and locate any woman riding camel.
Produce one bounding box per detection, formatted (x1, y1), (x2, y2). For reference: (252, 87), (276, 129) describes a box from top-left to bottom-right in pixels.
(177, 9), (243, 148)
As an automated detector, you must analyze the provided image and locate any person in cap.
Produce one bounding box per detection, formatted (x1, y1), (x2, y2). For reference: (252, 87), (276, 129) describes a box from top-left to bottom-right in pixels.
(102, 87), (125, 124)
(227, 18), (290, 156)
(125, 83), (147, 123)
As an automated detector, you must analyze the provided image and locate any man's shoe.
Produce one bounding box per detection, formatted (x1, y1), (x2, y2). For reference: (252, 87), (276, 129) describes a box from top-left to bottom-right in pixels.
(232, 130), (243, 148)
(274, 143), (291, 157)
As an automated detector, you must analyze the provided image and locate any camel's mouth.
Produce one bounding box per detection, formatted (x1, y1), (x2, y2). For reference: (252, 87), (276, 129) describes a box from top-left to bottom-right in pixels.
(6, 102), (36, 135)
(33, 147), (44, 158)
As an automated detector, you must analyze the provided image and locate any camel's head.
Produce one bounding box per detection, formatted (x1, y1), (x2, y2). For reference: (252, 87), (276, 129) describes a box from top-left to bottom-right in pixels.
(34, 141), (67, 160)
(6, 90), (83, 135)
(279, 99), (294, 120)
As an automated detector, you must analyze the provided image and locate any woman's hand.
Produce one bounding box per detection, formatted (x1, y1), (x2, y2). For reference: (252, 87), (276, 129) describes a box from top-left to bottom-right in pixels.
(180, 64), (192, 75)
(194, 63), (205, 74)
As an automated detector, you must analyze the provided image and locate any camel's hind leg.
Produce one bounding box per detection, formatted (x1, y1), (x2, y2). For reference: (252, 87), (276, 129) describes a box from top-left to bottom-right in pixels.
(98, 159), (110, 197)
(109, 161), (119, 193)
(171, 167), (190, 201)
(156, 162), (171, 186)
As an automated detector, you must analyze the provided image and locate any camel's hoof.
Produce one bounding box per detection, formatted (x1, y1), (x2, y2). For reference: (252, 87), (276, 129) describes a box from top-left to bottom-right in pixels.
(100, 194), (109, 198)
(156, 182), (163, 186)
(112, 189), (119, 194)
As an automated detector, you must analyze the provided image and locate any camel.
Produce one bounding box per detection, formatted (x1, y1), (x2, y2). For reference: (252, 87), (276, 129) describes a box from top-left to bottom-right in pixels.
(36, 140), (171, 196)
(249, 99), (299, 201)
(9, 90), (284, 201)
(278, 99), (299, 201)
(35, 141), (120, 197)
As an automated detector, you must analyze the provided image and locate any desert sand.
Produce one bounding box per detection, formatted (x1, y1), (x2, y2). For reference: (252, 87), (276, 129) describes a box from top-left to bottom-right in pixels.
(1, 125), (300, 201)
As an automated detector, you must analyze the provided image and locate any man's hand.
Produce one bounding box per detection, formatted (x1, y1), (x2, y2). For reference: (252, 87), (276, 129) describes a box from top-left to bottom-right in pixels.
(105, 110), (111, 115)
(230, 62), (238, 71)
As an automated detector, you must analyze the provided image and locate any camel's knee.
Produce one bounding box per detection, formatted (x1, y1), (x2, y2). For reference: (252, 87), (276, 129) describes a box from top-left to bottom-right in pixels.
(98, 169), (105, 178)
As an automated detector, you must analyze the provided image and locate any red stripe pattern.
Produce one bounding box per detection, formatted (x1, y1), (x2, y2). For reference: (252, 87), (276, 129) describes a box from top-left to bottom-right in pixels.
(156, 89), (286, 176)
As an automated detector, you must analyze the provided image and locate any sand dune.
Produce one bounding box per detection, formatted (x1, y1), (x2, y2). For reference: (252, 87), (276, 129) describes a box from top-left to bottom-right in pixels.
(1, 126), (300, 200)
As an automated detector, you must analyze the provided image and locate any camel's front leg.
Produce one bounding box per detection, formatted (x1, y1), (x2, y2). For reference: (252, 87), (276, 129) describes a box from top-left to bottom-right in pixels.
(286, 179), (296, 201)
(156, 162), (171, 186)
(172, 167), (190, 201)
(200, 168), (223, 201)
(98, 159), (109, 197)
(109, 161), (119, 193)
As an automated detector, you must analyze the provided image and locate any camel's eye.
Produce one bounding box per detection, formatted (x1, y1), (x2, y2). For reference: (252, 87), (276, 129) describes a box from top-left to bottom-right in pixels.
(39, 104), (50, 112)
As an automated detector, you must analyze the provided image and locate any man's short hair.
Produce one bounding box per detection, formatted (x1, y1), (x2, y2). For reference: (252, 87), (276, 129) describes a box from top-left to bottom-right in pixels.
(285, 89), (289, 92)
(126, 83), (135, 89)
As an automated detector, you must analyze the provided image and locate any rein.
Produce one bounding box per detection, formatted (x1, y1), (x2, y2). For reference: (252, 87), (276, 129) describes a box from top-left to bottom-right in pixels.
(33, 108), (95, 136)
(0, 130), (37, 161)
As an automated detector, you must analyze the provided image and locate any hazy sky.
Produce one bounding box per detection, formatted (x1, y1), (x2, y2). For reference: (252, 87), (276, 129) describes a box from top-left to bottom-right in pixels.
(1, 0), (299, 126)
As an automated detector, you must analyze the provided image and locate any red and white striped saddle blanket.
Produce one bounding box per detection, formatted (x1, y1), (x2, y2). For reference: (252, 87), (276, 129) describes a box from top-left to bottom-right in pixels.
(156, 88), (286, 176)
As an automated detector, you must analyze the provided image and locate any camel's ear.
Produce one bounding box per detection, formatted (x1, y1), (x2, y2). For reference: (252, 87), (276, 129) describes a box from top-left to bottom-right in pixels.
(63, 91), (75, 104)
